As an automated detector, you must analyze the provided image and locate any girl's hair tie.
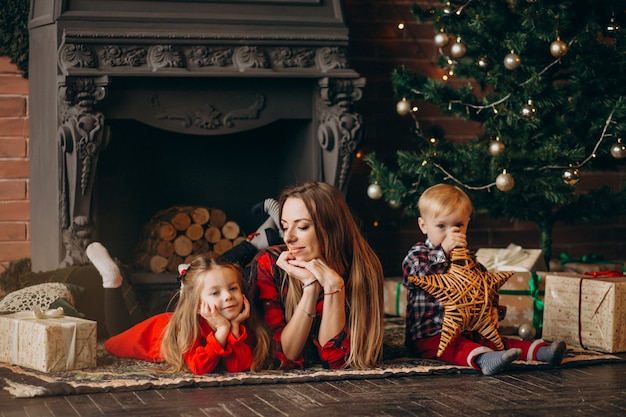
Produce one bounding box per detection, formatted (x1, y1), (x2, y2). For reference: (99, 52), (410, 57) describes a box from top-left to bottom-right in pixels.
(177, 263), (190, 289)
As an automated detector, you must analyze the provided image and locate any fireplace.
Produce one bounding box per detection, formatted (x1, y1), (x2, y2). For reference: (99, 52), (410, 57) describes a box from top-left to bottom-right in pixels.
(28, 0), (365, 271)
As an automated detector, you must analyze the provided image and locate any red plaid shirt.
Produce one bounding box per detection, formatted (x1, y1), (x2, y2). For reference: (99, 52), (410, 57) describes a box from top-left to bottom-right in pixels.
(251, 247), (350, 369)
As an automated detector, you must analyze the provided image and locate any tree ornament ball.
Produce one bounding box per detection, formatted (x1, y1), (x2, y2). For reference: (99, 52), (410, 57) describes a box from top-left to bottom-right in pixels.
(475, 56), (489, 70)
(389, 199), (401, 209)
(611, 141), (626, 159)
(434, 32), (450, 48)
(518, 323), (536, 341)
(450, 40), (467, 59)
(520, 100), (537, 120)
(489, 140), (505, 156)
(503, 53), (521, 70)
(396, 98), (411, 116)
(550, 39), (568, 58)
(367, 183), (383, 200)
(496, 171), (515, 192)
(562, 167), (580, 185)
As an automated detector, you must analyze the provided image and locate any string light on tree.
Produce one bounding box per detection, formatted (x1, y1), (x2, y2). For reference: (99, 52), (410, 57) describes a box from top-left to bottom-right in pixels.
(562, 166), (580, 185)
(605, 14), (621, 36)
(495, 170), (515, 192)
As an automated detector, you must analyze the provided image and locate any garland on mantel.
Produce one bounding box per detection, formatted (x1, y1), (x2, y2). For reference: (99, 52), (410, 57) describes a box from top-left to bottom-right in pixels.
(0, 0), (29, 77)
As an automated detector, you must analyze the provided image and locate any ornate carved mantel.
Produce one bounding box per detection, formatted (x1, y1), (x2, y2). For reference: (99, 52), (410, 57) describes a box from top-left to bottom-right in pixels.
(29, 0), (365, 271)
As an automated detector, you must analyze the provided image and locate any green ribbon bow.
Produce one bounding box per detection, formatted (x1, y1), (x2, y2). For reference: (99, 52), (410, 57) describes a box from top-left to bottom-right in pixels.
(529, 272), (544, 329)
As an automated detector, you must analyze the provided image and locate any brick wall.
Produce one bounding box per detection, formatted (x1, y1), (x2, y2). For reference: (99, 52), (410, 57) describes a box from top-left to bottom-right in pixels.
(0, 56), (29, 272)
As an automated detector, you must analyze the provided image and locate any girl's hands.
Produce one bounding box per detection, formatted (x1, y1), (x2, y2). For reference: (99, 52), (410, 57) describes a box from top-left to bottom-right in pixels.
(232, 296), (250, 327)
(200, 300), (231, 332)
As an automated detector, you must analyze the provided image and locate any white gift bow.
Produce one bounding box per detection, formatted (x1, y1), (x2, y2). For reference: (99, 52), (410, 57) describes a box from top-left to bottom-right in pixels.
(481, 243), (532, 272)
(11, 308), (77, 370)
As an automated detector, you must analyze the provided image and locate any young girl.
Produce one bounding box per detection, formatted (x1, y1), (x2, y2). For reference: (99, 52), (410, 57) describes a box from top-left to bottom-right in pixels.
(249, 181), (385, 369)
(87, 243), (271, 375)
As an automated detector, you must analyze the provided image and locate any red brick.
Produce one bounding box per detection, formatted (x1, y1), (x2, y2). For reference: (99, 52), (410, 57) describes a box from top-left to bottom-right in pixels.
(0, 117), (28, 137)
(0, 180), (27, 200)
(0, 97), (27, 117)
(0, 222), (27, 240)
(0, 137), (27, 157)
(0, 241), (31, 262)
(0, 74), (28, 94)
(0, 201), (30, 221)
(0, 57), (23, 75)
(0, 159), (29, 179)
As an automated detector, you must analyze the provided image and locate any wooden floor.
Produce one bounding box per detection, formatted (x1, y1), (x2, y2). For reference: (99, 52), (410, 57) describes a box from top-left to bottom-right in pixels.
(2, 358), (626, 417)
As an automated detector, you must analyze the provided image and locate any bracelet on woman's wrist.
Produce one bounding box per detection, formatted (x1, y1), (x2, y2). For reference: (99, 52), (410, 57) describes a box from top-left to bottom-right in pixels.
(302, 279), (317, 289)
(324, 284), (345, 296)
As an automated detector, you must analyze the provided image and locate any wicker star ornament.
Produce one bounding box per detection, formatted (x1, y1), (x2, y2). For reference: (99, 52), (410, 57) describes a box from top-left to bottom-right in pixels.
(408, 247), (515, 357)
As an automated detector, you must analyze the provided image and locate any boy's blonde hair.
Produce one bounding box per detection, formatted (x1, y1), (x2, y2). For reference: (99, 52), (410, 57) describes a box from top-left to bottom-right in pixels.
(418, 184), (473, 218)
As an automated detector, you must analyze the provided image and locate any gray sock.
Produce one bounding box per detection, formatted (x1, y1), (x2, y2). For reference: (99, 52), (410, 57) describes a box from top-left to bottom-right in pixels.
(537, 341), (566, 365)
(475, 348), (521, 375)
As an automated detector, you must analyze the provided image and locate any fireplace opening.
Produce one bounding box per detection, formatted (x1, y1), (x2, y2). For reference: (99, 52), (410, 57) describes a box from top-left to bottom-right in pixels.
(96, 118), (317, 265)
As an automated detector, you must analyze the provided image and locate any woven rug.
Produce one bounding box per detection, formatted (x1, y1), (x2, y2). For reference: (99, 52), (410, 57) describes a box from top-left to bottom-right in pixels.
(1, 318), (622, 398)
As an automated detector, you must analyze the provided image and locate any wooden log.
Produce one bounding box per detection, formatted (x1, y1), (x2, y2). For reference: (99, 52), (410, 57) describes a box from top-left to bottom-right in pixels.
(167, 254), (184, 273)
(149, 255), (168, 273)
(158, 222), (177, 241)
(192, 207), (210, 225)
(209, 208), (227, 228)
(186, 223), (205, 241)
(233, 236), (247, 246)
(204, 226), (222, 243)
(172, 212), (192, 231)
(221, 220), (241, 240)
(192, 239), (210, 254)
(174, 235), (193, 257)
(156, 240), (175, 258)
(213, 238), (233, 255)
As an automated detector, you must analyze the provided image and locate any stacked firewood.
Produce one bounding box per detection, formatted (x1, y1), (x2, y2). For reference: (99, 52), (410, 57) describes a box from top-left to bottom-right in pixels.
(133, 205), (246, 273)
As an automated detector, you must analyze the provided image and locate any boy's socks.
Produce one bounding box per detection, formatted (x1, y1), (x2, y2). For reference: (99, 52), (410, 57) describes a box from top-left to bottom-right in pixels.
(475, 348), (521, 375)
(248, 217), (281, 250)
(536, 340), (566, 365)
(85, 242), (122, 288)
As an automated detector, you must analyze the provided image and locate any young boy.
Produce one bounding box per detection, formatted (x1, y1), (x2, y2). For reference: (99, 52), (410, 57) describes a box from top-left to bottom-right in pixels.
(402, 183), (566, 375)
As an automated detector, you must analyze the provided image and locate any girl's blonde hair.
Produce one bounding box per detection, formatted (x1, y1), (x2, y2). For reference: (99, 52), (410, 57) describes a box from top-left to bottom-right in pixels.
(160, 254), (271, 372)
(277, 181), (385, 368)
(418, 184), (473, 219)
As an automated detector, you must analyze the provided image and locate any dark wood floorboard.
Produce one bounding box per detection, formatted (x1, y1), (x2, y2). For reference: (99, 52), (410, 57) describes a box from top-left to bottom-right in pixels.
(2, 361), (626, 417)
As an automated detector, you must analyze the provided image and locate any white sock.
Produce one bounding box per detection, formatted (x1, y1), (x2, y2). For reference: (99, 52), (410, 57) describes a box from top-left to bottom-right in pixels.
(85, 242), (122, 288)
(248, 217), (278, 250)
(263, 198), (281, 235)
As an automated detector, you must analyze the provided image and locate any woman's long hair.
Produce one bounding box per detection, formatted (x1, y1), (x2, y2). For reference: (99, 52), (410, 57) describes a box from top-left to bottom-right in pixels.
(278, 181), (385, 368)
(160, 255), (272, 372)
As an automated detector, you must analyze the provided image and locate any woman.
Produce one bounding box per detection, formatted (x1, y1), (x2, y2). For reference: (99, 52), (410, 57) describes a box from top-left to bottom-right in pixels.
(249, 181), (385, 369)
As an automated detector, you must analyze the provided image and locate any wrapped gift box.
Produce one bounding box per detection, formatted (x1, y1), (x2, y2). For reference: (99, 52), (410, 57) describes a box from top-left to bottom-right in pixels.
(542, 273), (626, 353)
(0, 311), (97, 372)
(383, 277), (407, 317)
(476, 244), (547, 272)
(562, 261), (624, 274)
(498, 271), (546, 333)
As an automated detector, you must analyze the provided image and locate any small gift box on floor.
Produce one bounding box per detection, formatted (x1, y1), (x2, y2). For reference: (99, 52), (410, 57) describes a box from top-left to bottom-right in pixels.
(498, 271), (546, 335)
(542, 272), (626, 353)
(475, 243), (547, 272)
(557, 253), (624, 275)
(383, 277), (407, 317)
(0, 309), (97, 372)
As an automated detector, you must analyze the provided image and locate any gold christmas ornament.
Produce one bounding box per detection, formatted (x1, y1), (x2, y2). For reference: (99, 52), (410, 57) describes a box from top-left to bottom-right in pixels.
(396, 98), (411, 116)
(550, 39), (568, 58)
(503, 52), (521, 70)
(450, 39), (467, 59)
(520, 100), (537, 120)
(389, 199), (401, 209)
(518, 323), (536, 341)
(489, 138), (505, 156)
(475, 56), (489, 70)
(496, 170), (515, 192)
(611, 139), (626, 159)
(407, 248), (514, 357)
(367, 183), (383, 200)
(434, 31), (450, 48)
(562, 167), (580, 185)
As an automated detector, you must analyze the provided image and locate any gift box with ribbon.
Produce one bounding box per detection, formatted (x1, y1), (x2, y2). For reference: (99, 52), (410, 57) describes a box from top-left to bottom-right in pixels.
(383, 277), (407, 317)
(542, 271), (626, 353)
(0, 308), (97, 372)
(475, 244), (547, 272)
(498, 271), (546, 334)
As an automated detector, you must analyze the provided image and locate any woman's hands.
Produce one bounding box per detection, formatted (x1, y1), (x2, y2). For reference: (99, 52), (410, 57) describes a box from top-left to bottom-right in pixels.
(276, 251), (344, 292)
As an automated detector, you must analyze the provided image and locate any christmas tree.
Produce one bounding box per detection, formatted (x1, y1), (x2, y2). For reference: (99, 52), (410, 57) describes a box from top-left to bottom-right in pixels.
(366, 0), (626, 265)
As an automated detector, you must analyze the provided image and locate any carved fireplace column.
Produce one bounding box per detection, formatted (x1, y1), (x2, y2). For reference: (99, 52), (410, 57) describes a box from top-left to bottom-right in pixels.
(57, 76), (110, 266)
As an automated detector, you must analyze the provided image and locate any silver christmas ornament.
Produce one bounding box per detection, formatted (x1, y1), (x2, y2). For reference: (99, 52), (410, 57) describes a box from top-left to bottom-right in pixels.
(389, 199), (401, 209)
(496, 170), (515, 192)
(503, 52), (521, 70)
(562, 167), (580, 185)
(518, 323), (536, 341)
(396, 98), (411, 116)
(611, 139), (626, 159)
(367, 183), (383, 200)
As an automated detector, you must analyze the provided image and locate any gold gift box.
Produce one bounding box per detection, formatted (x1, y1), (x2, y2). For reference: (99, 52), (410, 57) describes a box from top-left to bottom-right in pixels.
(0, 311), (97, 372)
(383, 277), (407, 317)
